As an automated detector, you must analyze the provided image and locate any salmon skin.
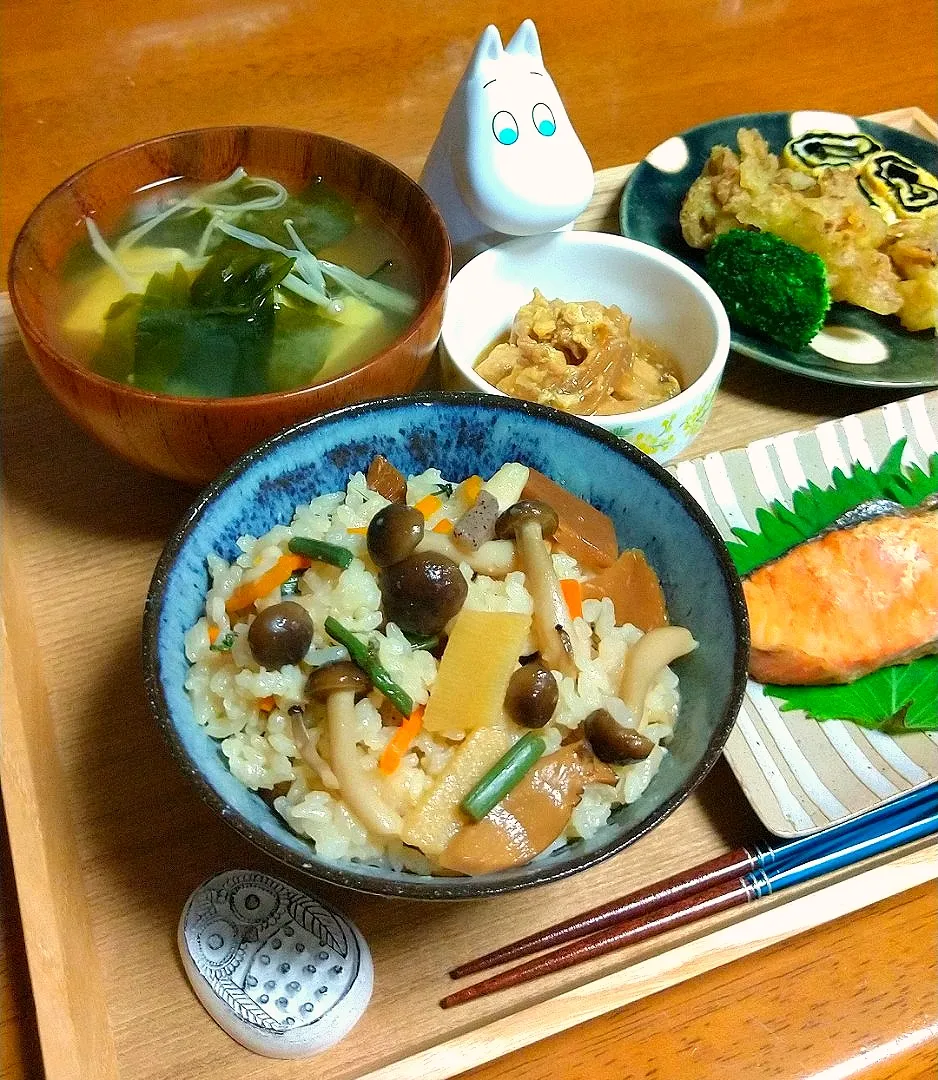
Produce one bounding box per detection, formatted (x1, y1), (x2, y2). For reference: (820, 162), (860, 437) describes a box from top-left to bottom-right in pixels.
(743, 495), (938, 685)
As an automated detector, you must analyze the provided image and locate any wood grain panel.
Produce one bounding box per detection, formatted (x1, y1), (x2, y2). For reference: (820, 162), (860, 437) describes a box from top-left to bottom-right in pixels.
(457, 881), (938, 1080)
(0, 800), (42, 1080)
(2, 0), (937, 1072)
(1, 550), (120, 1077)
(2, 0), (936, 282)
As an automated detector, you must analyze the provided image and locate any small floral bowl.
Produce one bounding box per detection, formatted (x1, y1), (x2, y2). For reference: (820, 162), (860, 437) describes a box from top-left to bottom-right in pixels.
(439, 231), (730, 463)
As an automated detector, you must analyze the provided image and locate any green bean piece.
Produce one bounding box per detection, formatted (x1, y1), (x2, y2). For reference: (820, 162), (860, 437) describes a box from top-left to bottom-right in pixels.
(288, 536), (354, 570)
(461, 732), (546, 821)
(209, 631), (236, 652)
(404, 631), (440, 652)
(323, 616), (414, 717)
(280, 571), (303, 596)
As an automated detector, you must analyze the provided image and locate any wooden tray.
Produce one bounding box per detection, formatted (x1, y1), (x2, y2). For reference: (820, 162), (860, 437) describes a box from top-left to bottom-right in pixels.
(2, 106), (936, 1080)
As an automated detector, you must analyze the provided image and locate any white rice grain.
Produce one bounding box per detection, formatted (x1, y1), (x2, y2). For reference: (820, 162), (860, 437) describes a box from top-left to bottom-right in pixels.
(186, 466), (684, 870)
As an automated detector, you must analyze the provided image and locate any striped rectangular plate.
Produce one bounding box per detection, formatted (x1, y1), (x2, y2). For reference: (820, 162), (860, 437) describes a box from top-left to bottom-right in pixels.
(671, 391), (938, 837)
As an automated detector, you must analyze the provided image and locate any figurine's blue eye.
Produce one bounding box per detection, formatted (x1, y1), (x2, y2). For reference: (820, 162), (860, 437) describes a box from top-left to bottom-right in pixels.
(492, 111), (519, 145)
(532, 103), (556, 136)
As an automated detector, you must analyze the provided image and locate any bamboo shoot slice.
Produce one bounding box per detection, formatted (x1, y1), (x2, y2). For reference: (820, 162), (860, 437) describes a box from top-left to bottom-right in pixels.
(483, 462), (530, 513)
(400, 727), (514, 855)
(422, 609), (531, 734)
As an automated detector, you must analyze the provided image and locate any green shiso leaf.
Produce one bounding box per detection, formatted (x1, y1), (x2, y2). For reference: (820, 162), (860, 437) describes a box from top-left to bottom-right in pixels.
(726, 439), (938, 575)
(735, 437), (938, 730)
(765, 656), (938, 732)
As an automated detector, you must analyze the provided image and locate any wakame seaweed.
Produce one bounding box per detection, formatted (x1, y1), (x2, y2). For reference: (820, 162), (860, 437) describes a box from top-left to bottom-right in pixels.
(264, 303), (332, 392)
(237, 182), (356, 251)
(112, 179), (354, 255)
(97, 251), (296, 398)
(135, 293), (274, 397)
(78, 170), (418, 398)
(190, 246), (295, 312)
(95, 292), (143, 384)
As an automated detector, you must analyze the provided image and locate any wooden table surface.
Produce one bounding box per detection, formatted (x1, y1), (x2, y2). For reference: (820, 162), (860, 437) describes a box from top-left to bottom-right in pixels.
(1, 1), (936, 1077)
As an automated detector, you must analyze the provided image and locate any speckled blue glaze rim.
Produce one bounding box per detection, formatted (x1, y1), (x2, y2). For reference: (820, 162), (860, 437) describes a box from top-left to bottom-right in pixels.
(143, 391), (750, 901)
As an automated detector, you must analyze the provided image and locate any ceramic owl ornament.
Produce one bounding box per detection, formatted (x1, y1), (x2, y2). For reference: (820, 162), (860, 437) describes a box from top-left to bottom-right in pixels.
(421, 19), (594, 269)
(179, 869), (373, 1058)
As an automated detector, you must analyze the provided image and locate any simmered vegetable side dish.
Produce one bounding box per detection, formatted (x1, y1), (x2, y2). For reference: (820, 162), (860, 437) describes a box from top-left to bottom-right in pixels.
(184, 461), (698, 875)
(474, 289), (683, 415)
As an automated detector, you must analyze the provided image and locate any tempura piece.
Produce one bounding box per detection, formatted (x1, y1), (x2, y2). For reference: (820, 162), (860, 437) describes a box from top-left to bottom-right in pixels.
(681, 129), (904, 316)
(883, 215), (938, 332)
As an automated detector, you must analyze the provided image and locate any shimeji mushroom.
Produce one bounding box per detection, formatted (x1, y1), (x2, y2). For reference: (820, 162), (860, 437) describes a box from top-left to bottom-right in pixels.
(378, 551), (468, 637)
(418, 531), (517, 577)
(305, 661), (402, 837)
(290, 711), (341, 790)
(619, 626), (698, 719)
(248, 601), (314, 669)
(504, 659), (559, 728)
(495, 500), (576, 676)
(584, 708), (655, 763)
(366, 502), (424, 567)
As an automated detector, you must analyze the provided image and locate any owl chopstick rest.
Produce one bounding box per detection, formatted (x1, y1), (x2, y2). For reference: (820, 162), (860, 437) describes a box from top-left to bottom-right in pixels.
(179, 869), (373, 1057)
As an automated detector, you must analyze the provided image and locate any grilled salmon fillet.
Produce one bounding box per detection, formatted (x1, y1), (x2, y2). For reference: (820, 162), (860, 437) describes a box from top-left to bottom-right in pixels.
(743, 497), (938, 685)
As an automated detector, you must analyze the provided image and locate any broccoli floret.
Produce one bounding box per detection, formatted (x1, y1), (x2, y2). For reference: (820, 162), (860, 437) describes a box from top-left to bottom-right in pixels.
(706, 229), (831, 350)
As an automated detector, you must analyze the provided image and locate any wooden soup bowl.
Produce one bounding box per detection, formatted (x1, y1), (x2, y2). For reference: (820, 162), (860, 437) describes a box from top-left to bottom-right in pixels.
(8, 127), (451, 486)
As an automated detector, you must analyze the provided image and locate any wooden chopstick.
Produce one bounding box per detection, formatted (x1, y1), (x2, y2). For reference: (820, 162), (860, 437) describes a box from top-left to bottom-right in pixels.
(441, 800), (938, 1009)
(441, 879), (752, 1008)
(449, 783), (938, 982)
(448, 847), (756, 979)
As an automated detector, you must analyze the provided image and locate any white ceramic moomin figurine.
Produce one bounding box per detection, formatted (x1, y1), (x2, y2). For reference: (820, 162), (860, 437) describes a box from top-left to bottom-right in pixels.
(421, 19), (594, 269)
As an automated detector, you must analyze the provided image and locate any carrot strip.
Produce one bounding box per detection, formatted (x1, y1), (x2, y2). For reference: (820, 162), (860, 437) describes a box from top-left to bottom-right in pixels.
(346, 526), (368, 535)
(414, 493), (443, 518)
(207, 624), (220, 645)
(432, 518), (454, 534)
(378, 706), (425, 775)
(560, 578), (583, 620)
(257, 696), (277, 713)
(225, 553), (312, 612)
(459, 474), (484, 505)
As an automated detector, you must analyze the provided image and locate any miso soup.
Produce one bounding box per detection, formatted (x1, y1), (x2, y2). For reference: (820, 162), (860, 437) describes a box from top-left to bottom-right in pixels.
(59, 169), (420, 398)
